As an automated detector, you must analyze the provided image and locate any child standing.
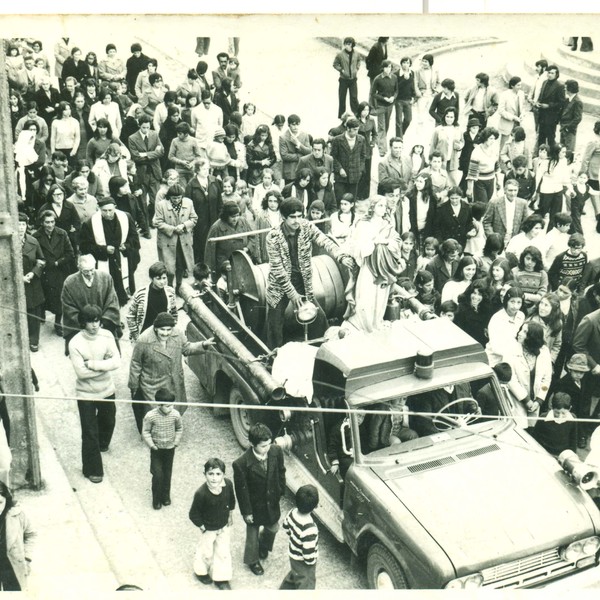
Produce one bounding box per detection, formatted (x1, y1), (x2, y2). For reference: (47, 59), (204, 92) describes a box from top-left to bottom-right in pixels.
(416, 236), (438, 273)
(279, 484), (320, 590)
(189, 458), (236, 590)
(532, 392), (577, 456)
(142, 388), (183, 510)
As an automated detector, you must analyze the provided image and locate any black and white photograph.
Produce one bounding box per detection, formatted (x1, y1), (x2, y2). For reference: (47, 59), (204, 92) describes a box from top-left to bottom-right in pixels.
(1, 9), (600, 593)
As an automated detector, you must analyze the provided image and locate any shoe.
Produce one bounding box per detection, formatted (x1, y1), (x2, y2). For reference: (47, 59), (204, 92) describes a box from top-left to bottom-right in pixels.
(54, 324), (63, 337)
(248, 562), (264, 576)
(162, 498), (171, 506)
(153, 501), (162, 510)
(99, 445), (109, 452)
(29, 344), (39, 352)
(87, 475), (103, 483)
(195, 574), (213, 585)
(259, 548), (269, 560)
(215, 581), (232, 590)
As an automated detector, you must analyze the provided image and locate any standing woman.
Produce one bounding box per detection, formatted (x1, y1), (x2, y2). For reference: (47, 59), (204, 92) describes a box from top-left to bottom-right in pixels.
(430, 106), (463, 186)
(414, 54), (439, 125)
(329, 192), (356, 247)
(310, 167), (337, 216)
(580, 120), (600, 219)
(511, 245), (548, 313)
(466, 126), (500, 204)
(72, 92), (93, 161)
(246, 124), (277, 189)
(480, 255), (512, 314)
(454, 279), (491, 346)
(458, 118), (481, 194)
(61, 47), (87, 83)
(120, 103), (143, 145)
(82, 52), (99, 85)
(0, 481), (36, 592)
(269, 115), (286, 184)
(441, 255), (478, 304)
(526, 292), (563, 365)
(34, 209), (75, 337)
(51, 101), (81, 169)
(153, 183), (198, 291)
(536, 143), (571, 230)
(505, 213), (546, 261)
(89, 89), (123, 140)
(254, 190), (284, 264)
(139, 73), (166, 121)
(98, 43), (126, 85)
(185, 159), (223, 263)
(403, 173), (436, 251)
(485, 285), (525, 366)
(9, 90), (25, 141)
(356, 101), (377, 200)
(282, 168), (312, 212)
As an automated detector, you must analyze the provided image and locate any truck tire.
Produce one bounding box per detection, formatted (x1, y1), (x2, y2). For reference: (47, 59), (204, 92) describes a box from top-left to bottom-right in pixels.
(366, 543), (409, 589)
(229, 387), (256, 449)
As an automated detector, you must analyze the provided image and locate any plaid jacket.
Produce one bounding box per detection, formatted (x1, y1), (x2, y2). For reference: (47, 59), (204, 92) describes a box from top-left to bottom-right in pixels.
(266, 221), (341, 308)
(330, 134), (366, 184)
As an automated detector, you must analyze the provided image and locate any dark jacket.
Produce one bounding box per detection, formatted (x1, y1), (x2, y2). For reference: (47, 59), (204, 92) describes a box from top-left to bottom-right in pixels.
(37, 200), (81, 251)
(330, 133), (367, 185)
(233, 444), (286, 526)
(538, 79), (565, 126)
(366, 41), (387, 79)
(560, 94), (583, 133)
(426, 255), (458, 294)
(434, 200), (473, 249)
(21, 234), (45, 309)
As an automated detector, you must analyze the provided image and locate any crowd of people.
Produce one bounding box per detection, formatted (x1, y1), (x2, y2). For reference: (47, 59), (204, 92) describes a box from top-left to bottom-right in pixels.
(3, 33), (600, 590)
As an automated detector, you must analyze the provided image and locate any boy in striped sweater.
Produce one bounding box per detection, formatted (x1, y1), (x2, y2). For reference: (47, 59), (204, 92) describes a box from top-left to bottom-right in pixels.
(279, 484), (319, 590)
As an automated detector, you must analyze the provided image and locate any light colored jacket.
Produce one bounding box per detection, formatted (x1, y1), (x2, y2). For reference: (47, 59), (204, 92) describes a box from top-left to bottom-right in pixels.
(5, 505), (36, 590)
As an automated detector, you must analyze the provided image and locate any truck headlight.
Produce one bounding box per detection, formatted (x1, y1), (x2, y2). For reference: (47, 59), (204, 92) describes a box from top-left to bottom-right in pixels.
(445, 573), (484, 589)
(560, 536), (600, 562)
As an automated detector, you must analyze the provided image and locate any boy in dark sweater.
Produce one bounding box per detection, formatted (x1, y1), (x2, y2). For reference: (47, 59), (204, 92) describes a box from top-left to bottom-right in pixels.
(533, 392), (577, 456)
(548, 233), (587, 292)
(189, 457), (236, 590)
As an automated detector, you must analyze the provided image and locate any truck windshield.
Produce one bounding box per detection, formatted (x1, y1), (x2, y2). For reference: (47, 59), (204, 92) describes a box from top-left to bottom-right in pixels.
(356, 373), (509, 460)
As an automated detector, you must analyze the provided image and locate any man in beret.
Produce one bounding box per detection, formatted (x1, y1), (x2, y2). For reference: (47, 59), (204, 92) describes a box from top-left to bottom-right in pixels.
(79, 195), (140, 306)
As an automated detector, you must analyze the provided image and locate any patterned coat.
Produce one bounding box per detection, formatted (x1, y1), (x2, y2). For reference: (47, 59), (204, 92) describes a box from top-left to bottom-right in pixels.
(126, 284), (178, 341)
(330, 133), (366, 185)
(265, 220), (342, 308)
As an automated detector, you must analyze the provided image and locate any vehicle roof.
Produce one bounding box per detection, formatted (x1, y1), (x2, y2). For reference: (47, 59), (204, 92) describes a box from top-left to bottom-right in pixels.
(315, 319), (488, 397)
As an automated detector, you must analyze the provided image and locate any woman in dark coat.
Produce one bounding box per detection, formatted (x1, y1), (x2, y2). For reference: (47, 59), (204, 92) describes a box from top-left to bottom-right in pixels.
(245, 124), (277, 188)
(185, 158), (223, 263)
(37, 183), (82, 252)
(61, 47), (88, 83)
(454, 279), (492, 346)
(33, 209), (75, 336)
(158, 105), (182, 171)
(213, 78), (238, 127)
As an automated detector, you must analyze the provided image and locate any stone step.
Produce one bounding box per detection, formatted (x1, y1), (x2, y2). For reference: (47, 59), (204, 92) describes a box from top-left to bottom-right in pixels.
(557, 45), (600, 71)
(541, 48), (600, 87)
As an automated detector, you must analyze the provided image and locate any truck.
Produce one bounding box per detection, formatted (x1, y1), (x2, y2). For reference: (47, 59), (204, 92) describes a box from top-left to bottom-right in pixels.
(181, 250), (600, 590)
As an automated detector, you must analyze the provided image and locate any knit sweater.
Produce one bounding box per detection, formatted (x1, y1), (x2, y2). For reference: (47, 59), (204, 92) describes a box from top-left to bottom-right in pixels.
(68, 329), (120, 399)
(142, 407), (182, 449)
(282, 508), (319, 565)
(189, 479), (236, 531)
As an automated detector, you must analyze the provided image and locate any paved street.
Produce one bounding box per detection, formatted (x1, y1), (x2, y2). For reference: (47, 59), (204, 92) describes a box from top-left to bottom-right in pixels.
(4, 15), (600, 592)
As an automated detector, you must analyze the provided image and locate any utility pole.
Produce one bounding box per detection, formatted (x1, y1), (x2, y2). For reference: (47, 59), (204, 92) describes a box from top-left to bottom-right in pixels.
(0, 42), (42, 490)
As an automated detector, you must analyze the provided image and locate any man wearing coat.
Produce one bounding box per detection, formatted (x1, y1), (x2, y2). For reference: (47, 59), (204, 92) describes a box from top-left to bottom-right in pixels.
(560, 79), (583, 153)
(378, 137), (411, 185)
(79, 197), (140, 306)
(330, 117), (367, 200)
(573, 308), (600, 378)
(233, 423), (286, 576)
(279, 114), (312, 184)
(433, 187), (474, 249)
(365, 37), (389, 88)
(296, 138), (333, 178)
(333, 37), (361, 119)
(535, 65), (565, 148)
(128, 114), (164, 224)
(482, 179), (530, 247)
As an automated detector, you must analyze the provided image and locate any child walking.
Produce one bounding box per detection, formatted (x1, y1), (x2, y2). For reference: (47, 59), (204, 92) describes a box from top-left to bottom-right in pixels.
(142, 388), (182, 510)
(279, 484), (319, 590)
(189, 458), (236, 590)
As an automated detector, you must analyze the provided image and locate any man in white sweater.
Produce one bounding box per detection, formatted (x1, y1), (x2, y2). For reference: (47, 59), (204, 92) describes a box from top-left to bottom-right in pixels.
(69, 304), (120, 483)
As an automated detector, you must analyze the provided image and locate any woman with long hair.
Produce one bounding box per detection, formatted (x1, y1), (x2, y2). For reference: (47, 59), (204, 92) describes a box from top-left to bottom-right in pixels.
(511, 245), (548, 313)
(329, 192), (356, 247)
(403, 173), (436, 250)
(86, 117), (129, 166)
(397, 231), (418, 281)
(430, 106), (464, 186)
(479, 232), (504, 275)
(356, 101), (377, 199)
(480, 255), (512, 314)
(580, 119), (600, 219)
(254, 189), (284, 264)
(441, 254), (478, 304)
(89, 89), (123, 139)
(526, 292), (563, 365)
(82, 51), (99, 84)
(505, 213), (546, 260)
(485, 284), (525, 366)
(9, 89), (25, 141)
(50, 101), (80, 168)
(454, 279), (491, 346)
(536, 143), (572, 229)
(0, 481), (36, 591)
(466, 126), (501, 203)
(246, 124), (277, 188)
(282, 168), (312, 212)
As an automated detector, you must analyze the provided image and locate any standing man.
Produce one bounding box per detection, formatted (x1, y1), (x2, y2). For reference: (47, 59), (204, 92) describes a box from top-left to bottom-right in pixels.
(560, 79), (583, 153)
(330, 117), (367, 200)
(279, 115), (312, 185)
(528, 59), (548, 145)
(371, 60), (398, 157)
(212, 52), (230, 91)
(394, 56), (417, 139)
(463, 73), (498, 129)
(498, 76), (525, 150)
(296, 138), (333, 178)
(61, 254), (121, 351)
(433, 186), (474, 249)
(265, 199), (354, 349)
(365, 37), (389, 89)
(333, 37), (361, 119)
(482, 178), (530, 247)
(428, 79), (460, 126)
(233, 423), (286, 577)
(535, 65), (565, 148)
(68, 303), (120, 484)
(378, 137), (410, 185)
(79, 197), (140, 306)
(128, 114), (164, 225)
(573, 309), (600, 396)
(125, 43), (150, 100)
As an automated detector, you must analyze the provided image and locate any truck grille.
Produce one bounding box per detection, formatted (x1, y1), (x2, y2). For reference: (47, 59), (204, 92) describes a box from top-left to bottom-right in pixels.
(481, 549), (577, 588)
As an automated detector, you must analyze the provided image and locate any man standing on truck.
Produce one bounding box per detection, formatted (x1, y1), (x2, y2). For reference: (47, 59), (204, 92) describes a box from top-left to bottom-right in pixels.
(233, 423), (286, 577)
(265, 198), (355, 348)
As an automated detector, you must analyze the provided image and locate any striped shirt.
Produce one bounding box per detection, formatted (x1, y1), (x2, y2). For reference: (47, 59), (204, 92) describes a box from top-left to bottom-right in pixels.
(282, 508), (319, 565)
(142, 407), (183, 449)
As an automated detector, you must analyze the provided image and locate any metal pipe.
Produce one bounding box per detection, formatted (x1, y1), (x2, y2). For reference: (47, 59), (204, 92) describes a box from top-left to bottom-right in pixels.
(207, 217), (331, 243)
(179, 282), (286, 402)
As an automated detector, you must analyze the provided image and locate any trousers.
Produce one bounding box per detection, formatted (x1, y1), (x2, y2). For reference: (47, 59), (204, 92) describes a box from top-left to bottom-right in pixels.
(193, 525), (233, 581)
(150, 447), (175, 503)
(77, 395), (116, 477)
(338, 78), (358, 119)
(243, 521), (279, 565)
(280, 558), (316, 590)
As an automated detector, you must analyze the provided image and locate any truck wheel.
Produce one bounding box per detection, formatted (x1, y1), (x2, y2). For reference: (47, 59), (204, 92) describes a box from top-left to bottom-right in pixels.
(230, 387), (255, 449)
(366, 543), (409, 589)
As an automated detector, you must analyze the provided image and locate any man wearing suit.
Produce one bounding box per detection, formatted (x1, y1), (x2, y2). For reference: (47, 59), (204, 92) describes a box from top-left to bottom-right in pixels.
(482, 179), (530, 247)
(279, 114), (312, 184)
(128, 114), (164, 224)
(535, 65), (565, 148)
(573, 308), (600, 380)
(560, 79), (583, 153)
(433, 186), (474, 249)
(233, 423), (286, 576)
(330, 118), (367, 200)
(366, 37), (389, 88)
(378, 137), (411, 186)
(297, 138), (333, 178)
